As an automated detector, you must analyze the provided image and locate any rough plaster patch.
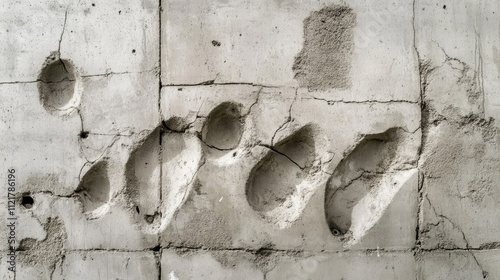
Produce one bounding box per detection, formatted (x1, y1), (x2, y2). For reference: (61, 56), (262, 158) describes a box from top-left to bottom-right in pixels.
(171, 207), (233, 248)
(293, 5), (356, 91)
(18, 218), (67, 278)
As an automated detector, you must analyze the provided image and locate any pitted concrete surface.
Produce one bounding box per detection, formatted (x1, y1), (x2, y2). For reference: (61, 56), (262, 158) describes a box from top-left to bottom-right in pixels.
(1, 0), (500, 279)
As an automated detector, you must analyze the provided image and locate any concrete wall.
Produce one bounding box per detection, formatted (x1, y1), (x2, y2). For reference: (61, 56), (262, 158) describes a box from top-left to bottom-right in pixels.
(1, 0), (499, 279)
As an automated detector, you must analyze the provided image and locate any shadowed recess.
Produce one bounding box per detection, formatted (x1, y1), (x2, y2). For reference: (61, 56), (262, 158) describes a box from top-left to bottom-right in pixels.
(324, 128), (404, 236)
(125, 127), (162, 223)
(246, 125), (315, 214)
(38, 52), (79, 111)
(76, 161), (110, 213)
(202, 102), (244, 150)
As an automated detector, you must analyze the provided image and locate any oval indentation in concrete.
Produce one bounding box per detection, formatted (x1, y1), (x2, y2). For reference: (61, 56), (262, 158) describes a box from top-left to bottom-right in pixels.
(38, 52), (82, 115)
(76, 161), (110, 213)
(202, 102), (244, 150)
(125, 126), (203, 233)
(125, 127), (162, 224)
(324, 128), (405, 238)
(246, 125), (316, 227)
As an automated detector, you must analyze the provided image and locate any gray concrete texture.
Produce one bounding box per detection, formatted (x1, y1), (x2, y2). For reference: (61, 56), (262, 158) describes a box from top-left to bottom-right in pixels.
(1, 0), (499, 279)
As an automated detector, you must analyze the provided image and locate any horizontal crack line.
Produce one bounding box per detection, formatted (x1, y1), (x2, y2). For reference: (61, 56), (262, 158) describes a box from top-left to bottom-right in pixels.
(0, 69), (158, 85)
(309, 97), (419, 105)
(7, 246), (500, 256)
(163, 82), (281, 88)
(11, 246), (418, 255)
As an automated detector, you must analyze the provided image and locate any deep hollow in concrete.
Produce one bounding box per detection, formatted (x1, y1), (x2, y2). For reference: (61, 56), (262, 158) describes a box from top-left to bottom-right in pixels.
(293, 5), (356, 91)
(246, 126), (315, 215)
(38, 53), (79, 112)
(201, 102), (244, 150)
(324, 128), (403, 236)
(164, 116), (189, 132)
(125, 127), (162, 220)
(21, 194), (34, 209)
(76, 161), (110, 213)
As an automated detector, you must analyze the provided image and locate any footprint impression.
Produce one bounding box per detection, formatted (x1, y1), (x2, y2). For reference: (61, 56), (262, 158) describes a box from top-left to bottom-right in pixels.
(38, 51), (82, 115)
(124, 125), (203, 233)
(75, 160), (111, 215)
(246, 125), (324, 229)
(201, 102), (244, 151)
(324, 128), (410, 244)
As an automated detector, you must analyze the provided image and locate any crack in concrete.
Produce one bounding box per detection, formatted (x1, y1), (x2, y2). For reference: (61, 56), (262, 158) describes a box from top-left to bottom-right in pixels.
(310, 96), (418, 105)
(0, 80), (38, 85)
(77, 134), (119, 181)
(326, 172), (365, 200)
(57, 8), (70, 74)
(53, 254), (66, 279)
(0, 69), (158, 85)
(198, 137), (235, 151)
(175, 158), (206, 217)
(163, 82), (281, 88)
(5, 246), (500, 256)
(327, 168), (417, 201)
(82, 69), (159, 78)
(61, 244), (479, 256)
(58, 8), (68, 54)
(415, 172), (424, 248)
(257, 144), (304, 170)
(425, 195), (488, 278)
(271, 89), (297, 146)
(29, 190), (75, 199)
(243, 86), (263, 117)
(473, 26), (486, 117)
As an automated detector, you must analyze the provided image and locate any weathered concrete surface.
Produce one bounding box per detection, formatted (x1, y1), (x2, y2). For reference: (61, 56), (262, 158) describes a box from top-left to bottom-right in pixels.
(0, 0), (158, 83)
(159, 86), (420, 252)
(418, 250), (500, 280)
(416, 0), (500, 254)
(161, 249), (416, 280)
(51, 251), (159, 280)
(161, 249), (263, 280)
(162, 0), (419, 102)
(1, 0), (500, 279)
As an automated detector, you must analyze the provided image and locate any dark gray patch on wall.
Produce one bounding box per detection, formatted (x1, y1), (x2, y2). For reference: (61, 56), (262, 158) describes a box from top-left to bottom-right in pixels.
(293, 5), (356, 91)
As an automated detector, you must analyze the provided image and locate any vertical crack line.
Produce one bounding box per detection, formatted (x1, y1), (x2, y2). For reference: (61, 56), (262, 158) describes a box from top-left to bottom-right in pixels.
(412, 0), (422, 106)
(158, 129), (163, 217)
(475, 29), (485, 117)
(270, 89), (297, 146)
(58, 8), (70, 74)
(158, 0), (163, 118)
(155, 247), (162, 280)
(58, 8), (69, 55)
(244, 86), (262, 117)
(77, 108), (85, 132)
(470, 252), (488, 279)
(415, 172), (424, 248)
(412, 0), (426, 272)
(157, 0), (163, 262)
